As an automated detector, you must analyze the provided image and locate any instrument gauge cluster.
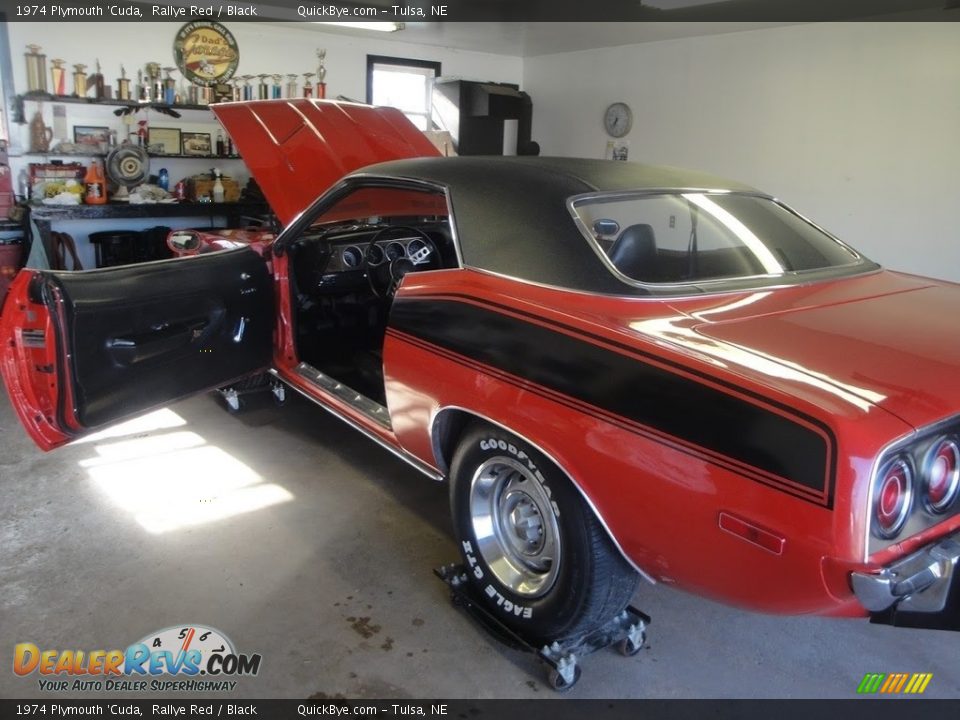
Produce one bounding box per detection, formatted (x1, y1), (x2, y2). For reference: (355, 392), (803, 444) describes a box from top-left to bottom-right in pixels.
(335, 235), (425, 271)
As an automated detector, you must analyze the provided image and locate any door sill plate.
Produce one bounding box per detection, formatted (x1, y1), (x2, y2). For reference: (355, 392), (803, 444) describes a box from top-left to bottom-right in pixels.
(294, 362), (392, 430)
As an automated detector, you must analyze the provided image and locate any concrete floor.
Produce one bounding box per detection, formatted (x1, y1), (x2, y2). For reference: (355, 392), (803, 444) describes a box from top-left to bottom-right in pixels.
(1, 388), (957, 700)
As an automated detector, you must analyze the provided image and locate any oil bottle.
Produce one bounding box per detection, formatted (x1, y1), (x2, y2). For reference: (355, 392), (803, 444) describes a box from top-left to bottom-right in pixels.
(84, 159), (107, 204)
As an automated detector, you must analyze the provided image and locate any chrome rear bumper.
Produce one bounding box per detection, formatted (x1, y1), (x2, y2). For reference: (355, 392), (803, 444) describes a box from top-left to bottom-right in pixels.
(851, 531), (960, 614)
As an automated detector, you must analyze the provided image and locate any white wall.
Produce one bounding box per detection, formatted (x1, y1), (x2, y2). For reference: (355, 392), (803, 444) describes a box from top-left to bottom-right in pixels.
(523, 22), (960, 281)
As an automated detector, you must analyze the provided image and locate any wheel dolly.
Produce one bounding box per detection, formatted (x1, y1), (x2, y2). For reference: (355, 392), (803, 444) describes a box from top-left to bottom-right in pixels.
(434, 564), (650, 691)
(218, 373), (287, 413)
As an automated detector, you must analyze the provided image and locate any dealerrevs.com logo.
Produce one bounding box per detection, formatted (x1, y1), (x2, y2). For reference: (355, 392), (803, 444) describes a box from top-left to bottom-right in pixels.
(14, 625), (262, 692)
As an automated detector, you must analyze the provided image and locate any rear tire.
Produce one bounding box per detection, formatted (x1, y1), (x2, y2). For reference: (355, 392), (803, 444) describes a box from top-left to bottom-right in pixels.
(449, 422), (639, 644)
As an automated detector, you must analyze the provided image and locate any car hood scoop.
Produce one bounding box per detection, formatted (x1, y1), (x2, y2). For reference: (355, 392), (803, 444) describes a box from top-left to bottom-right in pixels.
(212, 100), (441, 227)
(690, 274), (960, 428)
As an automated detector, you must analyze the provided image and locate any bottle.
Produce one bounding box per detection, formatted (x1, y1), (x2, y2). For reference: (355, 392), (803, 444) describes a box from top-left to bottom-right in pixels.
(226, 134), (233, 156)
(157, 168), (169, 191)
(212, 169), (225, 203)
(216, 130), (225, 157)
(84, 160), (107, 205)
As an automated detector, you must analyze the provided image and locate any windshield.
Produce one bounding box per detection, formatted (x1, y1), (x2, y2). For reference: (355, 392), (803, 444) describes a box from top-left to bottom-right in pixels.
(572, 192), (866, 286)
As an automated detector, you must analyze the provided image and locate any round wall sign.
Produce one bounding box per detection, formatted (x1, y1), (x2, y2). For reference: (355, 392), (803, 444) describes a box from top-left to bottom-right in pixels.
(173, 21), (239, 86)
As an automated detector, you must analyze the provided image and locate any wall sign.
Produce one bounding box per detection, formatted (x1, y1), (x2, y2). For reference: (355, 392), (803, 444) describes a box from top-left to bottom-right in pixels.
(173, 21), (239, 86)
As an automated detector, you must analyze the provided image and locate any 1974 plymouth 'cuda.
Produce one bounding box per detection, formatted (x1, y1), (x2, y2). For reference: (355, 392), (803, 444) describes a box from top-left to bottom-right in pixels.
(2, 100), (959, 641)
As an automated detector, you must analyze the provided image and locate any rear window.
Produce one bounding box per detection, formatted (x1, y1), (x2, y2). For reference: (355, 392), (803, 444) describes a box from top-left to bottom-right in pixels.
(572, 192), (864, 285)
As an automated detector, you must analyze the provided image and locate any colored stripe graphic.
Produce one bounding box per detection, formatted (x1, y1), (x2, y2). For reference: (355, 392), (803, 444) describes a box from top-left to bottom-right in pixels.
(390, 296), (835, 505)
(858, 672), (932, 694)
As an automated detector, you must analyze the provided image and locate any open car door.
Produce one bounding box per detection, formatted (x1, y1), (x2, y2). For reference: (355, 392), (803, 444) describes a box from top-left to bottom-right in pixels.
(0, 249), (272, 450)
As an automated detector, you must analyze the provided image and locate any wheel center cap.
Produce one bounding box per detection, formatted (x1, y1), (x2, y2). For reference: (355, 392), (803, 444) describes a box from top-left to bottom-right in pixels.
(503, 491), (545, 555)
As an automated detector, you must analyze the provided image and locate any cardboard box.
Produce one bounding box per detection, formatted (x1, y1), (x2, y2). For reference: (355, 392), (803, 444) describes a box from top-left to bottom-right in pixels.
(187, 175), (240, 202)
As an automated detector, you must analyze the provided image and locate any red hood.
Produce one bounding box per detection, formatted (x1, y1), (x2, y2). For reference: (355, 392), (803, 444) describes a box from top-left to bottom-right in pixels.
(212, 100), (440, 227)
(682, 271), (960, 429)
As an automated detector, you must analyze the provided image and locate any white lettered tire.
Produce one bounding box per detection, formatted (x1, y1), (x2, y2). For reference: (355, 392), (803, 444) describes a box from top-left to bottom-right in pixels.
(450, 422), (639, 643)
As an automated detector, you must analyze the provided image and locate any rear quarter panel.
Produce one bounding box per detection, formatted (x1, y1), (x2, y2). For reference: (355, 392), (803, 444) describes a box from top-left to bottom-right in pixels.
(383, 270), (911, 615)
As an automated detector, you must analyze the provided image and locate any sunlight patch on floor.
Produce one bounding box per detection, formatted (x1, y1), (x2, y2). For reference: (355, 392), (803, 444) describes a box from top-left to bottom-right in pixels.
(79, 412), (293, 534)
(69, 408), (188, 445)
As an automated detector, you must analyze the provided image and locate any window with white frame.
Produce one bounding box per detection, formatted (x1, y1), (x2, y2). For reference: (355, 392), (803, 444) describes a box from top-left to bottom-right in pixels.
(366, 55), (441, 131)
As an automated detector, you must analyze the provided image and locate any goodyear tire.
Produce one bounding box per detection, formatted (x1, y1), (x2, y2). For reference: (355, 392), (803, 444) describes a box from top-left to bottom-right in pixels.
(450, 423), (639, 643)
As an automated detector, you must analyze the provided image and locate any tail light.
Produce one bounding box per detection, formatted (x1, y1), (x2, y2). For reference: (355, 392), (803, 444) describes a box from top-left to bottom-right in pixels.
(872, 456), (913, 539)
(923, 437), (960, 514)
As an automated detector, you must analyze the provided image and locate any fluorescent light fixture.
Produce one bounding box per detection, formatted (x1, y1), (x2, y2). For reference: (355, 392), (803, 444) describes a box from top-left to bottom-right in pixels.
(314, 21), (405, 31)
(643, 0), (720, 8)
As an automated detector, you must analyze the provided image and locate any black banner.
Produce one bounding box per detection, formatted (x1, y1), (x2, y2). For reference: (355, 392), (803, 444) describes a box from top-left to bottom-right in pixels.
(2, 0), (957, 23)
(1, 700), (960, 719)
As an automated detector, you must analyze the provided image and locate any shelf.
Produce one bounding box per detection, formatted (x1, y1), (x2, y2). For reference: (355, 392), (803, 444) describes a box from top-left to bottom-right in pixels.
(16, 151), (242, 161)
(148, 154), (242, 160)
(19, 92), (223, 113)
(29, 201), (269, 221)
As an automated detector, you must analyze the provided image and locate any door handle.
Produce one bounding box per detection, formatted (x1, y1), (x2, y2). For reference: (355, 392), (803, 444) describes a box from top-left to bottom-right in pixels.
(233, 316), (248, 343)
(107, 320), (208, 365)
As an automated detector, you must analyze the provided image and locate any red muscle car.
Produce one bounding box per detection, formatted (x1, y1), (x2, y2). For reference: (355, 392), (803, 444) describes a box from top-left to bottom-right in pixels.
(2, 100), (958, 642)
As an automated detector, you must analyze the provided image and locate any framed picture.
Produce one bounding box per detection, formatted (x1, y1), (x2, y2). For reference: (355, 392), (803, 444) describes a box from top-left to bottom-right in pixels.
(181, 131), (212, 157)
(73, 125), (110, 150)
(148, 127), (181, 155)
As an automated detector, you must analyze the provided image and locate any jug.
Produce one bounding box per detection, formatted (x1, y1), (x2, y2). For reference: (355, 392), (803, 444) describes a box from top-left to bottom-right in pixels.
(29, 111), (53, 153)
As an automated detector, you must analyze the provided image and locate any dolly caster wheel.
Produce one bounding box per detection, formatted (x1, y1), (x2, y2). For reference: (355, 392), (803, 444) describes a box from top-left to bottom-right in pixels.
(618, 634), (645, 657)
(221, 389), (245, 414)
(547, 664), (581, 692)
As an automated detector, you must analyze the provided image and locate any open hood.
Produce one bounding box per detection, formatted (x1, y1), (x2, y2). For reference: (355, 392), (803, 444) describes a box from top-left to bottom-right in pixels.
(212, 100), (441, 227)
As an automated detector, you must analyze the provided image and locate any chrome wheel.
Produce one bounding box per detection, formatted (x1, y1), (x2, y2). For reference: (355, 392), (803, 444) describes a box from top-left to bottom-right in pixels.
(469, 456), (561, 597)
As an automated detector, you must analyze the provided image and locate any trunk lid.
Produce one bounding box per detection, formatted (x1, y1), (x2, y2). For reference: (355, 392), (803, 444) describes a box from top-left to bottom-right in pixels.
(687, 271), (960, 428)
(212, 100), (441, 227)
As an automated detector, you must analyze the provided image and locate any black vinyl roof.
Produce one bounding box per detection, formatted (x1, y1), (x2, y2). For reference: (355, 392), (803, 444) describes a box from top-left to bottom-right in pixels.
(351, 157), (762, 295)
(358, 156), (759, 195)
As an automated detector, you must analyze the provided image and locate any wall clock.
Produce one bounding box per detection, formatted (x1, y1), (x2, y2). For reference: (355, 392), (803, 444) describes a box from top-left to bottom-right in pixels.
(603, 102), (633, 138)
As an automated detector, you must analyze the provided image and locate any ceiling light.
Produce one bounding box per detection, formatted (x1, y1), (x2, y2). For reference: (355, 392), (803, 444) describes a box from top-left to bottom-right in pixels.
(314, 21), (405, 31)
(642, 0), (720, 8)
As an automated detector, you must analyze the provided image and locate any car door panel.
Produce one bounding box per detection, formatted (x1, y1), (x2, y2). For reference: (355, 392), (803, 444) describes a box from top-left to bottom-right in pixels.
(1, 248), (273, 449)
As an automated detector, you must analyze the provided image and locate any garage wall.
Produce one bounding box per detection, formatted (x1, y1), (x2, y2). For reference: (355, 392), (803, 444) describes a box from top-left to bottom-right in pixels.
(5, 21), (521, 267)
(523, 22), (960, 282)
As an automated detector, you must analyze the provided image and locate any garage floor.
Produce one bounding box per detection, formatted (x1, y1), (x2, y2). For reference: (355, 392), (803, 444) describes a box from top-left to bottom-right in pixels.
(1, 388), (957, 699)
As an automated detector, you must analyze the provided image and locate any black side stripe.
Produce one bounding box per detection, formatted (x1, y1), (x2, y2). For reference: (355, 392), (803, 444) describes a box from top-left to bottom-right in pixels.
(390, 296), (835, 508)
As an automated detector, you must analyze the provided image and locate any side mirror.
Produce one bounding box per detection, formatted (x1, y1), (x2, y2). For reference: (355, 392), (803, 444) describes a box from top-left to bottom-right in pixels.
(167, 230), (201, 255)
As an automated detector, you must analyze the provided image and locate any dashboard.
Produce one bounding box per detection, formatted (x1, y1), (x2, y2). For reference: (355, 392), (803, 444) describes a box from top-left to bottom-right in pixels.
(290, 223), (453, 295)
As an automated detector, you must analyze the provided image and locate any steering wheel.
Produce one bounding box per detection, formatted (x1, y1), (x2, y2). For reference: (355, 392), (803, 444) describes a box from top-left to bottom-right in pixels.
(362, 225), (439, 298)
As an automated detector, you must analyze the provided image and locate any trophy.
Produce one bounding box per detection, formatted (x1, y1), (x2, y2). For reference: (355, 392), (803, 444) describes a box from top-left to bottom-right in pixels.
(117, 65), (131, 101)
(271, 74), (283, 99)
(145, 62), (161, 102)
(302, 72), (314, 98)
(91, 59), (106, 100)
(286, 74), (298, 99)
(316, 49), (327, 99)
(241, 75), (254, 101)
(73, 63), (88, 97)
(25, 45), (48, 93)
(230, 77), (243, 102)
(257, 74), (270, 100)
(162, 67), (177, 104)
(50, 59), (66, 96)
